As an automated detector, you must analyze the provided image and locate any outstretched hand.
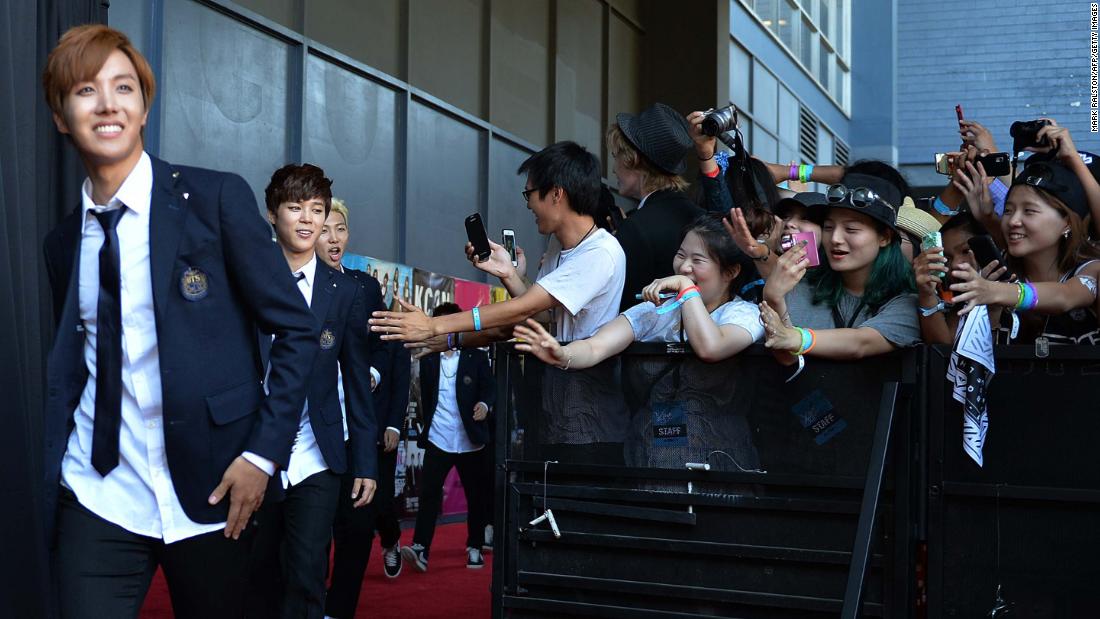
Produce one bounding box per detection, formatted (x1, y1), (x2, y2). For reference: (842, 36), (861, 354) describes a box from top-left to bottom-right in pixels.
(370, 297), (436, 344)
(513, 319), (567, 368)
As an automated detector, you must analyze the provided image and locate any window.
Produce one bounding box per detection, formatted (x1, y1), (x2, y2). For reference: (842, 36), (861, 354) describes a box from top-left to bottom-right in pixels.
(729, 42), (752, 113)
(746, 0), (849, 113)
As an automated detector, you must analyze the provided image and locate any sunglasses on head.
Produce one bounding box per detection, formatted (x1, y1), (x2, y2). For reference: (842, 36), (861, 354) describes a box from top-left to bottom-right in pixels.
(826, 184), (896, 212)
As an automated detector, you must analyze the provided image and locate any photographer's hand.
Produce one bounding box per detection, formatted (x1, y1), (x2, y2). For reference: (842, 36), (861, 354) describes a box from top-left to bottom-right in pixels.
(958, 120), (996, 152)
(686, 111), (719, 175)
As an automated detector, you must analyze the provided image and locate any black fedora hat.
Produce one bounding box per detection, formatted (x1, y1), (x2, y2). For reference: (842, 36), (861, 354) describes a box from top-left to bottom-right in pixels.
(616, 102), (693, 176)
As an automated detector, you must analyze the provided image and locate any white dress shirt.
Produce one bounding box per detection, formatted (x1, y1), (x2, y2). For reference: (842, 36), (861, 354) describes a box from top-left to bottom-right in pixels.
(61, 152), (225, 544)
(427, 352), (483, 454)
(281, 256), (330, 488)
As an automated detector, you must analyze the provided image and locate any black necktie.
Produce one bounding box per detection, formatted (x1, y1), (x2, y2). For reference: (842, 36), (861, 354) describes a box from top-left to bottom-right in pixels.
(91, 207), (126, 476)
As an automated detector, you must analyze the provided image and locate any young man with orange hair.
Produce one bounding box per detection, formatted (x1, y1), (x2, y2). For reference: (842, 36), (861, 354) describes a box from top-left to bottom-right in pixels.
(41, 25), (317, 618)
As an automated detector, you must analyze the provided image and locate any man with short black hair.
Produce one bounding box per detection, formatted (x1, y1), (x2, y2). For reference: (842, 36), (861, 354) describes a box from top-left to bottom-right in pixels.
(246, 164), (378, 619)
(370, 141), (629, 464)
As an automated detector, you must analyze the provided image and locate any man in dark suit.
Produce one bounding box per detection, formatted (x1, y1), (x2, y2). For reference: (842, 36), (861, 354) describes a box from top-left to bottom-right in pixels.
(318, 200), (414, 619)
(607, 102), (704, 311)
(245, 165), (377, 619)
(401, 302), (497, 572)
(41, 26), (318, 618)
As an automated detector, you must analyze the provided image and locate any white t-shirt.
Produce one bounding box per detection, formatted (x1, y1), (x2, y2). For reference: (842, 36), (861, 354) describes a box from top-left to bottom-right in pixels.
(621, 296), (764, 344)
(535, 228), (626, 341)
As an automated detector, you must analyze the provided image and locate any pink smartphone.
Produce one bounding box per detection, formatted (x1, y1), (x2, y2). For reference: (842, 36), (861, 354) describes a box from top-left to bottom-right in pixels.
(791, 231), (819, 266)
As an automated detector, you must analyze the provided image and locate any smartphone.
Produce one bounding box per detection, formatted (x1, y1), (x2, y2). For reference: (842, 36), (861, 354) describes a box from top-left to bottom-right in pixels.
(920, 231), (945, 280)
(501, 228), (517, 267)
(967, 235), (1014, 282)
(781, 231), (820, 266)
(955, 104), (965, 123)
(934, 153), (953, 176)
(465, 213), (492, 262)
(974, 152), (1011, 177)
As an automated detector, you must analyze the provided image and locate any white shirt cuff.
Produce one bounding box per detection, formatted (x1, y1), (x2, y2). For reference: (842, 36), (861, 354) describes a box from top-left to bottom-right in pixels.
(370, 366), (381, 390)
(385, 426), (400, 434)
(242, 451), (276, 476)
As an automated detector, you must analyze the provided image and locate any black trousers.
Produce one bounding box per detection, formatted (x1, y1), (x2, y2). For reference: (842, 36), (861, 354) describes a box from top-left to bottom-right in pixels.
(245, 469), (340, 619)
(412, 442), (490, 551)
(325, 445), (399, 619)
(55, 488), (250, 619)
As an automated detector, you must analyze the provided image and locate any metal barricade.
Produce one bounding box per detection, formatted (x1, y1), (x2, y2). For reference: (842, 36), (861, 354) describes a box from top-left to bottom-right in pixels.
(491, 343), (919, 619)
(925, 345), (1100, 618)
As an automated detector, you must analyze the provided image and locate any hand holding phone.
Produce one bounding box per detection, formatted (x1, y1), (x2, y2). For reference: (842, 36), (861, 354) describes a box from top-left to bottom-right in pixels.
(780, 231), (819, 266)
(955, 104), (964, 123)
(465, 213), (492, 263)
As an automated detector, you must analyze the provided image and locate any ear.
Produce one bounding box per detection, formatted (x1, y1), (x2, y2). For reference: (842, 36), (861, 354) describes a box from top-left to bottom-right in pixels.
(266, 208), (276, 226)
(52, 110), (70, 135)
(725, 263), (742, 283)
(879, 229), (894, 248)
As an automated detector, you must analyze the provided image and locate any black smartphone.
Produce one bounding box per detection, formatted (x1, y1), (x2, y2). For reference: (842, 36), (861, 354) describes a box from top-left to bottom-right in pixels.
(465, 213), (492, 262)
(974, 152), (1011, 177)
(967, 235), (1013, 281)
(501, 228), (517, 266)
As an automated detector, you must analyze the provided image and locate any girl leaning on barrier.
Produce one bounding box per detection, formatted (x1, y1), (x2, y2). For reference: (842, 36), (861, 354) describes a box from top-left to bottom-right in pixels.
(514, 214), (766, 471)
(949, 155), (1100, 346)
(759, 172), (921, 365)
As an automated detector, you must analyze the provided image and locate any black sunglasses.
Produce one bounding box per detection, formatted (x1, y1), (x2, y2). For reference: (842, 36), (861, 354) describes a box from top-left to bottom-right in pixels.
(826, 184), (896, 211)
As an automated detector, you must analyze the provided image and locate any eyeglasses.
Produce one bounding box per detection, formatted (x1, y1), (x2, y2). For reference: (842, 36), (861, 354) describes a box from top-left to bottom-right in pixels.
(521, 188), (536, 203)
(826, 184), (896, 212)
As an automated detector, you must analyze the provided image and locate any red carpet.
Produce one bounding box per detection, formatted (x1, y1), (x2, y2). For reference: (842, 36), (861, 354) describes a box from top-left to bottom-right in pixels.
(138, 522), (491, 618)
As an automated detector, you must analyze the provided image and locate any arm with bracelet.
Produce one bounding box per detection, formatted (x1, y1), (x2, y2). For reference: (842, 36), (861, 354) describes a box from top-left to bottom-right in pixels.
(949, 261), (1100, 316)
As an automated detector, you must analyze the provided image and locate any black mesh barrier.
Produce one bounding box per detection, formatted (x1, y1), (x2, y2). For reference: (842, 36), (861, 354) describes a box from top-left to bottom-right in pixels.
(926, 345), (1100, 618)
(492, 343), (919, 619)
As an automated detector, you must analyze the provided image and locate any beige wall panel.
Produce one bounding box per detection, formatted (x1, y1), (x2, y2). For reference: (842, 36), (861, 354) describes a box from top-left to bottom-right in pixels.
(554, 0), (604, 160)
(307, 0), (405, 79)
(490, 0), (551, 145)
(409, 0), (486, 118)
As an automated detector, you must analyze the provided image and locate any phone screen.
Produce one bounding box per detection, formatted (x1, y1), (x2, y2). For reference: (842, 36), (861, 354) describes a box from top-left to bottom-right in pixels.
(502, 229), (517, 266)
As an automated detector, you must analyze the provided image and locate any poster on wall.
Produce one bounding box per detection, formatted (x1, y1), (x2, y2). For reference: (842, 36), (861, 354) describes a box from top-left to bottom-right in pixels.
(454, 279), (492, 310)
(411, 268), (456, 314)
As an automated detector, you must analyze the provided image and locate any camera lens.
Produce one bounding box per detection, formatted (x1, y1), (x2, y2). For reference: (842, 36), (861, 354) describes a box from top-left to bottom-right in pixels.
(702, 104), (738, 137)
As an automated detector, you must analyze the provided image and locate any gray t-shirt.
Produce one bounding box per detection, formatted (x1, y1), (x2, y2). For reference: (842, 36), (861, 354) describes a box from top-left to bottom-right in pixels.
(785, 280), (921, 348)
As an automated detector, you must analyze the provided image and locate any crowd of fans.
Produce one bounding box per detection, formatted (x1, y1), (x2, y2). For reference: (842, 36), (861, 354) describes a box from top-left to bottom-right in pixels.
(40, 21), (1100, 619)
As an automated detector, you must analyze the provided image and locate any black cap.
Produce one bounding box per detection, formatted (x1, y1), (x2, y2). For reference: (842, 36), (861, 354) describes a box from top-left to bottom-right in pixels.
(1026, 150), (1100, 187)
(774, 192), (829, 224)
(1013, 160), (1088, 218)
(616, 103), (693, 175)
(828, 172), (902, 230)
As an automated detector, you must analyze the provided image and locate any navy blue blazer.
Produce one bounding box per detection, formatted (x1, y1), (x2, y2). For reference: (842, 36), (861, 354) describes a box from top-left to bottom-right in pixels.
(271, 262), (377, 480)
(417, 350), (496, 450)
(343, 268), (408, 439)
(42, 157), (319, 533)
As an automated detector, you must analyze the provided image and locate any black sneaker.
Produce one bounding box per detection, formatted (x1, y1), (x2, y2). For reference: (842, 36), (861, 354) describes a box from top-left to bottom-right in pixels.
(382, 544), (402, 578)
(466, 546), (484, 569)
(482, 524), (494, 553)
(401, 543), (428, 573)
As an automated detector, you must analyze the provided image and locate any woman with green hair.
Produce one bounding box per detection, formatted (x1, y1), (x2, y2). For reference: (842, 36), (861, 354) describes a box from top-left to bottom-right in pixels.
(759, 172), (920, 363)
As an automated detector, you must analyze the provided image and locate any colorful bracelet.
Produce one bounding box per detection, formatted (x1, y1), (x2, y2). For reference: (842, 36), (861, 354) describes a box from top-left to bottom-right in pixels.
(798, 164), (814, 184)
(803, 328), (817, 355)
(472, 306), (482, 331)
(676, 285), (701, 301)
(789, 164), (799, 181)
(1015, 282), (1038, 311)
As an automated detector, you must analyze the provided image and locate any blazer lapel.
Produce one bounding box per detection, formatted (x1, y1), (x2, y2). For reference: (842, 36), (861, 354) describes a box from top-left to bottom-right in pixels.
(148, 158), (187, 323)
(49, 211), (84, 362)
(311, 264), (335, 327)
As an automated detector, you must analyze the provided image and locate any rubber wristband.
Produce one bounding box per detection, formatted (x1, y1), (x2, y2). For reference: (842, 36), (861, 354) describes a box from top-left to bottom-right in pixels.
(933, 197), (960, 217)
(1015, 282), (1026, 309)
(803, 328), (817, 355)
(1024, 283), (1039, 311)
(789, 164), (799, 181)
(703, 166), (721, 178)
(472, 306), (482, 331)
(676, 285), (701, 301)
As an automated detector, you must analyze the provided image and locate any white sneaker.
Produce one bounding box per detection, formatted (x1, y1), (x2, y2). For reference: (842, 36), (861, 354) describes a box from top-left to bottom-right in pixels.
(466, 546), (485, 569)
